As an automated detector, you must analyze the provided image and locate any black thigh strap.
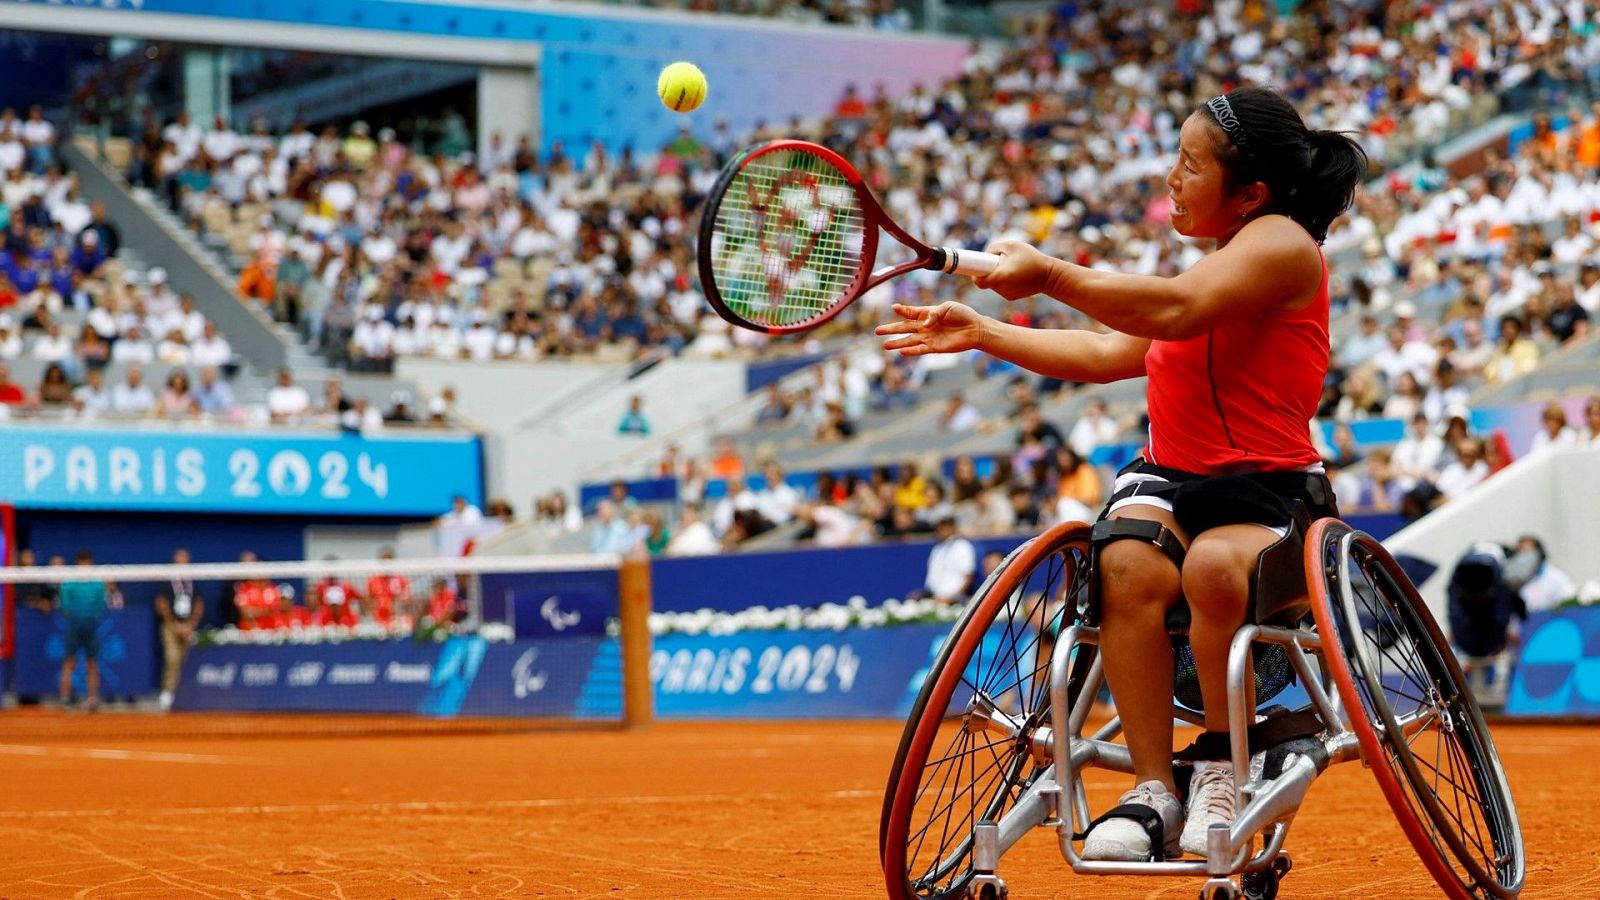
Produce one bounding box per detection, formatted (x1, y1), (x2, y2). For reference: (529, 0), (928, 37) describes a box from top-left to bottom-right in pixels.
(1091, 517), (1186, 569)
(1074, 803), (1169, 862)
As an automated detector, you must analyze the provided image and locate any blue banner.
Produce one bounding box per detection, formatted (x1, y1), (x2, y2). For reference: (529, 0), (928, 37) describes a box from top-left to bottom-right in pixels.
(174, 636), (617, 718)
(653, 537), (1028, 613)
(650, 624), (949, 719)
(11, 606), (157, 700)
(0, 427), (481, 515)
(1506, 608), (1600, 717)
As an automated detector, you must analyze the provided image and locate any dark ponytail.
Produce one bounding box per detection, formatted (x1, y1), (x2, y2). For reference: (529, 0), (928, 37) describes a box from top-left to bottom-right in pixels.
(1198, 87), (1368, 244)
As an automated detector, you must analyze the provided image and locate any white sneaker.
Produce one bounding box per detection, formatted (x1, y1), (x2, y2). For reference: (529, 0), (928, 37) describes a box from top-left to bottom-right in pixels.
(1180, 762), (1237, 856)
(158, 691), (174, 710)
(1082, 780), (1183, 861)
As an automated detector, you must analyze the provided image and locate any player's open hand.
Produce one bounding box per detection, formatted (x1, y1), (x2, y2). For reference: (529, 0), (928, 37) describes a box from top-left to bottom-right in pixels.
(876, 302), (990, 357)
(973, 240), (1056, 301)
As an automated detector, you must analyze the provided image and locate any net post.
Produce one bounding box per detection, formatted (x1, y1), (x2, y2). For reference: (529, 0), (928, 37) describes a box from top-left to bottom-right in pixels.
(618, 555), (654, 728)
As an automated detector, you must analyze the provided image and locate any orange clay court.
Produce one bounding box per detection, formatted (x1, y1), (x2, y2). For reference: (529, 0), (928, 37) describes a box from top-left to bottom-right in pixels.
(0, 712), (1594, 899)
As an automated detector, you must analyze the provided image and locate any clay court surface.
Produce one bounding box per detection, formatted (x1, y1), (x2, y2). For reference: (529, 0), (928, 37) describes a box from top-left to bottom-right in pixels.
(0, 712), (1594, 899)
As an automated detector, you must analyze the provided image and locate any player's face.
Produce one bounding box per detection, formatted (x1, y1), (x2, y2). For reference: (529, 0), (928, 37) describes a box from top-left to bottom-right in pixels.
(1167, 115), (1248, 241)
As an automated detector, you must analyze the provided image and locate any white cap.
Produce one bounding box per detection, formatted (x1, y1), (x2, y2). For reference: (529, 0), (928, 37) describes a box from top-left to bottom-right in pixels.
(0, 313), (13, 329)
(121, 271), (140, 285)
(1444, 403), (1471, 422)
(148, 267), (166, 285)
(1393, 300), (1417, 319)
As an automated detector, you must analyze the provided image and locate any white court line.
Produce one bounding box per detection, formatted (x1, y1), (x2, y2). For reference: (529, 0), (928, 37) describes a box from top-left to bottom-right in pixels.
(0, 788), (880, 820)
(0, 744), (236, 765)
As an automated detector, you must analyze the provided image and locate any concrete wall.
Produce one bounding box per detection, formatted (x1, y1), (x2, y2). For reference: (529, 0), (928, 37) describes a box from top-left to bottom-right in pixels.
(396, 355), (746, 507)
(1385, 445), (1600, 630)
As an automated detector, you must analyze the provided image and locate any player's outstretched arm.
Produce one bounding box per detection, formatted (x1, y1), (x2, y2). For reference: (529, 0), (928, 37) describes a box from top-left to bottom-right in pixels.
(975, 218), (1320, 341)
(876, 302), (1148, 384)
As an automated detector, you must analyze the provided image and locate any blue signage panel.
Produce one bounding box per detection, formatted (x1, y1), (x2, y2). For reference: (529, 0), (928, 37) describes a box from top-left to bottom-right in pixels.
(649, 624), (949, 719)
(11, 606), (157, 700)
(173, 635), (607, 718)
(1506, 608), (1600, 717)
(0, 427), (481, 515)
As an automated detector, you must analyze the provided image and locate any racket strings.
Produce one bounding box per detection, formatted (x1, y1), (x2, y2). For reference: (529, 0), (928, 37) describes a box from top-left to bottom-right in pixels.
(709, 149), (866, 328)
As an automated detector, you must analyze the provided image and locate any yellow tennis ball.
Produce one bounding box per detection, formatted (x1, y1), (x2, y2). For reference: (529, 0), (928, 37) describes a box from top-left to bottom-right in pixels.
(658, 61), (708, 114)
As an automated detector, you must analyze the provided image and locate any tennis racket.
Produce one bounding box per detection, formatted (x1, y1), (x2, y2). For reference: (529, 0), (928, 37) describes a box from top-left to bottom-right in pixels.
(696, 139), (1000, 334)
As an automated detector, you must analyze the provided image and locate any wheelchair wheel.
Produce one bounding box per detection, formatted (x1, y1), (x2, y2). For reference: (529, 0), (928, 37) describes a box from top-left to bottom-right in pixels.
(881, 521), (1095, 900)
(1307, 519), (1524, 899)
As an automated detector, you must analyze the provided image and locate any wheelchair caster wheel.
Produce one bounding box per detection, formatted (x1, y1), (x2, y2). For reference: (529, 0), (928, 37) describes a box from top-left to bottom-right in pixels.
(973, 883), (1007, 900)
(1241, 854), (1291, 900)
(1199, 878), (1241, 900)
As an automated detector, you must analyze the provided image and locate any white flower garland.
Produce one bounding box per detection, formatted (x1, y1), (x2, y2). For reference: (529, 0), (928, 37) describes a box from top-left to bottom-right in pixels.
(642, 595), (963, 637)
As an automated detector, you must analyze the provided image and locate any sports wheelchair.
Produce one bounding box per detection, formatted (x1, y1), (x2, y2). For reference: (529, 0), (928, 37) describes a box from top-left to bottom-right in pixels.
(880, 518), (1525, 900)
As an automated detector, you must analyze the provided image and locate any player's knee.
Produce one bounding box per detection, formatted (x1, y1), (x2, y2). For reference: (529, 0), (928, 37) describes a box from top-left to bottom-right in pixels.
(1181, 538), (1252, 618)
(1098, 541), (1179, 620)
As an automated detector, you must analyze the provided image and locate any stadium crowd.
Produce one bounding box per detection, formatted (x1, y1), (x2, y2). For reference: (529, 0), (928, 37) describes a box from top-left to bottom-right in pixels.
(47, 0), (1600, 559)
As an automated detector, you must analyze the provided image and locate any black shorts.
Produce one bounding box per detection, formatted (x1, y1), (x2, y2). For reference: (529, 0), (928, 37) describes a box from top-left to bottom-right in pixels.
(1103, 458), (1339, 538)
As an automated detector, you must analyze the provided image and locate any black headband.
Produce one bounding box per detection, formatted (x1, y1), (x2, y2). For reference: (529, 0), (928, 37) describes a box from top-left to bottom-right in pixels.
(1205, 95), (1250, 154)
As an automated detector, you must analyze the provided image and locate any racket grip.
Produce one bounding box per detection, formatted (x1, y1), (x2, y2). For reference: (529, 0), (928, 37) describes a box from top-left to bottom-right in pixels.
(933, 247), (1001, 278)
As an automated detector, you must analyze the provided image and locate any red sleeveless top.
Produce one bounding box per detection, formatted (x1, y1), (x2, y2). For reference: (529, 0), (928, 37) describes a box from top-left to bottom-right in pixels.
(1143, 252), (1329, 475)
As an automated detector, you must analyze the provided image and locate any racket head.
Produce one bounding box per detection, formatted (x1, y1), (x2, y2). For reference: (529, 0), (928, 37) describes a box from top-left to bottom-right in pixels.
(697, 140), (882, 334)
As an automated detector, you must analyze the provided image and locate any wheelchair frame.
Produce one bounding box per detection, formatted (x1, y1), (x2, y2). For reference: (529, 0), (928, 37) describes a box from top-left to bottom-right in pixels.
(881, 518), (1525, 900)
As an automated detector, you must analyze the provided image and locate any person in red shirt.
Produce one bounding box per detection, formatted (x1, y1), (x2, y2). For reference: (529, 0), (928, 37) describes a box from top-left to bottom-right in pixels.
(878, 87), (1364, 861)
(311, 570), (361, 628)
(425, 577), (461, 624)
(234, 579), (281, 630)
(365, 548), (412, 627)
(0, 361), (25, 406)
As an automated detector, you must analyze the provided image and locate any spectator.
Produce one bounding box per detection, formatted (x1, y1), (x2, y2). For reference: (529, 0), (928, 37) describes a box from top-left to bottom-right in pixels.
(266, 367), (310, 423)
(111, 325), (154, 364)
(1436, 438), (1490, 500)
(922, 516), (976, 605)
(57, 549), (109, 711)
(340, 396), (383, 436)
(938, 391), (982, 433)
(617, 393), (651, 436)
(1545, 283), (1590, 346)
(192, 366), (234, 417)
(1016, 403), (1066, 450)
(1356, 448), (1405, 513)
(110, 366), (156, 416)
(588, 499), (633, 554)
(439, 494), (483, 527)
(156, 370), (196, 418)
(665, 505), (719, 556)
(36, 361), (71, 407)
(1327, 423), (1363, 469)
(753, 383), (791, 426)
(1510, 536), (1574, 614)
(757, 463), (802, 526)
(1068, 398), (1119, 459)
(1579, 395), (1600, 444)
(1338, 315), (1386, 369)
(365, 548), (413, 628)
(1528, 402), (1577, 456)
(1483, 315), (1539, 386)
(0, 360), (25, 407)
(804, 490), (860, 548)
(0, 315), (19, 360)
(1053, 446), (1103, 516)
(1421, 359), (1469, 425)
(1382, 371), (1426, 422)
(1391, 412), (1446, 489)
(709, 436), (744, 478)
(815, 400), (856, 442)
(712, 473), (766, 539)
(190, 320), (233, 368)
(154, 547), (203, 710)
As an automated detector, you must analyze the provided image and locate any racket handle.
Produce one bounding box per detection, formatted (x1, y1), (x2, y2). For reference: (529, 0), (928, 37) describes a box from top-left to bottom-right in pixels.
(932, 247), (1001, 278)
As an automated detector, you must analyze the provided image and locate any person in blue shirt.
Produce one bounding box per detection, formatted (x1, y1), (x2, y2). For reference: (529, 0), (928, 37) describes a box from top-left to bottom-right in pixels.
(57, 549), (111, 711)
(617, 393), (651, 436)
